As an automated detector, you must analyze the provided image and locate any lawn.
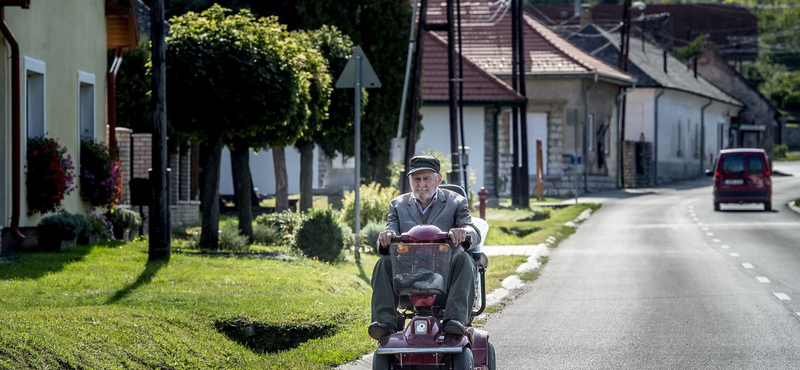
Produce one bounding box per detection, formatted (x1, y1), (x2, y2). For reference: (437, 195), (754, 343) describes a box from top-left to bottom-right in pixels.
(776, 152), (800, 162)
(795, 199), (800, 207)
(0, 242), (378, 370)
(484, 204), (599, 245)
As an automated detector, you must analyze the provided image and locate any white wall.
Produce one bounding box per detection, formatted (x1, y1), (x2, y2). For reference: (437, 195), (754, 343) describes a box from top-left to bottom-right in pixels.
(219, 146), (319, 196)
(624, 89), (657, 142)
(417, 106), (485, 194)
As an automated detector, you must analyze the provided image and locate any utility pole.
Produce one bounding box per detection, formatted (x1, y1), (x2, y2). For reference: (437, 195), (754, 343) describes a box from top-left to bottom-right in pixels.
(149, 0), (170, 260)
(446, 0), (462, 186)
(510, 0), (520, 206)
(516, 0), (530, 208)
(402, 0), (428, 193)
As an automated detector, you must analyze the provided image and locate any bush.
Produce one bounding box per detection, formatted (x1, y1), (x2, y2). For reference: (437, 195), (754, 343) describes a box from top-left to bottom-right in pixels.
(67, 213), (92, 242)
(359, 221), (384, 250)
(775, 144), (789, 159)
(37, 213), (81, 240)
(79, 138), (122, 208)
(219, 223), (249, 252)
(26, 137), (76, 215)
(252, 223), (282, 246)
(255, 211), (305, 245)
(340, 182), (398, 228)
(294, 208), (346, 262)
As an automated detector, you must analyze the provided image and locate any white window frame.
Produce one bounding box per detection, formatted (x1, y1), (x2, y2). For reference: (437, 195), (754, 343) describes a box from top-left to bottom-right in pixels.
(77, 71), (97, 141)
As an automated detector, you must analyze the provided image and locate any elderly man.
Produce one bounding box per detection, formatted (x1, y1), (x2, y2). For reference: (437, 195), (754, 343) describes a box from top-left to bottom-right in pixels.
(368, 155), (481, 340)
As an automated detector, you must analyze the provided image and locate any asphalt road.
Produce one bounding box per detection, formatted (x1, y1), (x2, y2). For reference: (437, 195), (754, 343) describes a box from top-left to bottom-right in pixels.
(485, 162), (800, 369)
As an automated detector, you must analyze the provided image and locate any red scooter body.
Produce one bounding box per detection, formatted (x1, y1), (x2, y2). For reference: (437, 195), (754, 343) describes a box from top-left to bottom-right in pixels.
(373, 225), (493, 370)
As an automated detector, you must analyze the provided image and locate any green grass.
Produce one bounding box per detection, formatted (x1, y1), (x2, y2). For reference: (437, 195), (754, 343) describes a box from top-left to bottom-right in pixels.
(776, 152), (800, 161)
(259, 195), (334, 210)
(0, 242), (379, 370)
(795, 199), (800, 207)
(484, 204), (598, 245)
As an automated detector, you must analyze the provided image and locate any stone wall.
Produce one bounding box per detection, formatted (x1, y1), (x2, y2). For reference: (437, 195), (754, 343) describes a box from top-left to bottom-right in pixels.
(622, 141), (654, 188)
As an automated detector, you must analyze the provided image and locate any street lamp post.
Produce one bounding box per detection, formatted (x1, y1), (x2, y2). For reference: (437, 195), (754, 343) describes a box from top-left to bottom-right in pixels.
(618, 0), (646, 189)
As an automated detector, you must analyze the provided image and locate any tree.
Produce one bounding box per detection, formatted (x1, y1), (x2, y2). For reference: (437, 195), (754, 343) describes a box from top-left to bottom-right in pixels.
(293, 25), (360, 211)
(298, 0), (411, 185)
(165, 5), (306, 248)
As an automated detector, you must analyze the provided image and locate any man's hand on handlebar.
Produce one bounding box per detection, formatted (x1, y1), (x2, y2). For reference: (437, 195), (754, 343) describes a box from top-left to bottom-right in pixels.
(448, 228), (468, 247)
(378, 230), (396, 247)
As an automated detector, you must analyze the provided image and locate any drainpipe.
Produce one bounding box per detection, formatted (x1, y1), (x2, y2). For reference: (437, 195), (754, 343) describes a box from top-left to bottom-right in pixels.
(493, 105), (501, 198)
(654, 89), (666, 185)
(615, 81), (636, 188)
(1, 8), (25, 241)
(582, 71), (598, 192)
(699, 98), (713, 175)
(108, 48), (123, 158)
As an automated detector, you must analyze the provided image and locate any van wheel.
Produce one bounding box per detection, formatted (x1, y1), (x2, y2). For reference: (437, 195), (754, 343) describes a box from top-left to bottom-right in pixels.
(764, 202), (772, 212)
(714, 202), (720, 212)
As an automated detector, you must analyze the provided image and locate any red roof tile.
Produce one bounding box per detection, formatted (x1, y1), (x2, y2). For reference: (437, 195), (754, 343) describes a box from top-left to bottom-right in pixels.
(426, 2), (633, 84)
(422, 32), (525, 103)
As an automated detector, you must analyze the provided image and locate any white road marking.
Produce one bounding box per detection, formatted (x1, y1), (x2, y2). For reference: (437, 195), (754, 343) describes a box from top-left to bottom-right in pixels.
(730, 253), (740, 257)
(693, 218), (700, 222)
(774, 293), (791, 301)
(713, 239), (721, 243)
(690, 213), (697, 217)
(689, 205), (694, 208)
(706, 232), (714, 236)
(742, 263), (754, 269)
(756, 277), (771, 283)
(721, 245), (730, 249)
(702, 227), (709, 231)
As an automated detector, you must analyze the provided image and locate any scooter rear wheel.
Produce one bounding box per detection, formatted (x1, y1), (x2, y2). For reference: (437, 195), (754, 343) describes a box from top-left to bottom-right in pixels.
(451, 347), (474, 370)
(487, 342), (496, 370)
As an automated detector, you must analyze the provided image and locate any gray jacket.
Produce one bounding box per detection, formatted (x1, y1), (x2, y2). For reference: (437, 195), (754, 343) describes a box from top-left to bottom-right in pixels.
(384, 187), (481, 249)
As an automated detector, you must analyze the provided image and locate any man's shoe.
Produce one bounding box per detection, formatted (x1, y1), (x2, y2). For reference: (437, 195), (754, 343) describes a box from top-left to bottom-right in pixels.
(368, 322), (396, 340)
(443, 317), (466, 336)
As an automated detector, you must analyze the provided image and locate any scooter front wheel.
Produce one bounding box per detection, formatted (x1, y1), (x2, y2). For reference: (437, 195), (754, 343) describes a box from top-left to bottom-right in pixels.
(372, 352), (393, 370)
(451, 347), (474, 370)
(487, 342), (496, 370)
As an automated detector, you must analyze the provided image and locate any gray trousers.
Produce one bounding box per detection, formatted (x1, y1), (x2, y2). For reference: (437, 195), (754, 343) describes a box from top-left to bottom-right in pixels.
(371, 247), (476, 326)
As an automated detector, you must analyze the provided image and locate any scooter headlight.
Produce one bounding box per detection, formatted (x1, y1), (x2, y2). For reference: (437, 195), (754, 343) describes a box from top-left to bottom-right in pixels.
(414, 320), (428, 335)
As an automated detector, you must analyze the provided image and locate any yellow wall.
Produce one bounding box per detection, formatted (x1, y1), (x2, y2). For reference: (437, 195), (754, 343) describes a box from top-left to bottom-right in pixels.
(1, 0), (107, 228)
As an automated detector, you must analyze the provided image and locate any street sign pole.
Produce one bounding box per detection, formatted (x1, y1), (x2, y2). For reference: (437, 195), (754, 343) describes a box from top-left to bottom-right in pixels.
(354, 56), (362, 261)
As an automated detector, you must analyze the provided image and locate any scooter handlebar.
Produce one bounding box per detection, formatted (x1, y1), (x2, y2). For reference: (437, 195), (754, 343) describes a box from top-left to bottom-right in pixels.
(390, 234), (471, 245)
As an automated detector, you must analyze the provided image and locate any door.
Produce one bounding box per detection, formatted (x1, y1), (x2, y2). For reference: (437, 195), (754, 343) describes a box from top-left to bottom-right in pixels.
(527, 113), (548, 176)
(719, 154), (746, 195)
(745, 153), (768, 192)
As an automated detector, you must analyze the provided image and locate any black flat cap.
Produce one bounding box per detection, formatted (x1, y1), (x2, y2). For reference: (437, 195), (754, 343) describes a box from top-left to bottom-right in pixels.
(407, 155), (440, 175)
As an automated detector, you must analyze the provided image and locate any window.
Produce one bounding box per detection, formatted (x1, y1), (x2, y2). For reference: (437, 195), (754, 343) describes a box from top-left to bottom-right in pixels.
(24, 57), (46, 140)
(78, 71), (96, 140)
(748, 155), (764, 174)
(587, 113), (594, 151)
(722, 155), (745, 175)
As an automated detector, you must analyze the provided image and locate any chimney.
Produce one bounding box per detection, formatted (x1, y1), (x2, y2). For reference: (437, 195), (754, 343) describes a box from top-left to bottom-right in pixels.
(663, 50), (667, 73)
(693, 57), (698, 78)
(580, 4), (592, 27)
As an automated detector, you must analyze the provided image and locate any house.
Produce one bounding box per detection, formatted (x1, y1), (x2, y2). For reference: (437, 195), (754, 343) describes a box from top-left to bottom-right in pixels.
(417, 32), (525, 197)
(694, 47), (782, 157)
(569, 24), (743, 186)
(1, 0), (139, 252)
(424, 2), (635, 197)
(528, 3), (759, 64)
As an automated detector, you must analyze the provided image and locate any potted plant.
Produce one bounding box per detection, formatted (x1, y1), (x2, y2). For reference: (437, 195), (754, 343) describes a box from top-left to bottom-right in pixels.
(84, 212), (112, 245)
(80, 138), (122, 209)
(37, 213), (81, 251)
(26, 137), (76, 215)
(106, 208), (142, 241)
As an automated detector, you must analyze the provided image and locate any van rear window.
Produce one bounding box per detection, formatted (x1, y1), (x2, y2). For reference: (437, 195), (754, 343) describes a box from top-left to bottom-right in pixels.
(748, 155), (764, 174)
(722, 155), (745, 175)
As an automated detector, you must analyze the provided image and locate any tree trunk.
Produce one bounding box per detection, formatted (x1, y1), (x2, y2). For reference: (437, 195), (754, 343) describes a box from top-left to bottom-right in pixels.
(199, 136), (223, 250)
(273, 146), (289, 212)
(230, 144), (253, 241)
(298, 140), (314, 212)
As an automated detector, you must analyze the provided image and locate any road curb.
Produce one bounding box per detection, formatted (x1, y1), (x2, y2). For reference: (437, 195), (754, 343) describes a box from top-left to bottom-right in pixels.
(788, 199), (800, 216)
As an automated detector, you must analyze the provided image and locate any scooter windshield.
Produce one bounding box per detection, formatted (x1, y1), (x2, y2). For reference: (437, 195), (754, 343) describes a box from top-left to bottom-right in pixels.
(389, 243), (451, 296)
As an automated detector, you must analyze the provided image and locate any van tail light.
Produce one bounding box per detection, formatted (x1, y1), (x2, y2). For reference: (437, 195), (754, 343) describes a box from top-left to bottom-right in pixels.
(765, 169), (770, 178)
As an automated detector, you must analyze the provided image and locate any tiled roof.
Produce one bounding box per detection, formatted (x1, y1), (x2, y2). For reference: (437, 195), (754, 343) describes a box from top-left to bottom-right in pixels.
(426, 2), (633, 85)
(422, 32), (525, 104)
(570, 24), (742, 106)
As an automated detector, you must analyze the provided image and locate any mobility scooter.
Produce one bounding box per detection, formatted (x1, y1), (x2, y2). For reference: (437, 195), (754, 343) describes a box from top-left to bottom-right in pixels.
(372, 202), (495, 369)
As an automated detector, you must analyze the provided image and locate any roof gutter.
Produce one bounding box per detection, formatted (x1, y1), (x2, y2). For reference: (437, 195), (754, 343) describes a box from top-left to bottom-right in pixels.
(108, 48), (123, 158)
(495, 71), (634, 86)
(0, 7), (25, 241)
